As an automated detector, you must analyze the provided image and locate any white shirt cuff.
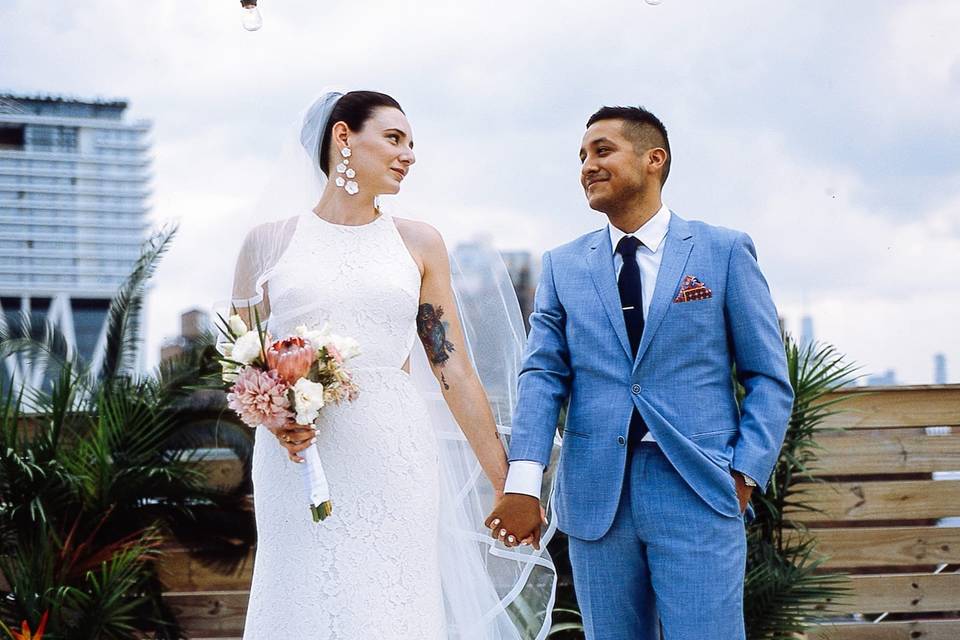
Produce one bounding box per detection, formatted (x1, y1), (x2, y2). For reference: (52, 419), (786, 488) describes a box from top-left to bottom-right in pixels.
(504, 460), (544, 499)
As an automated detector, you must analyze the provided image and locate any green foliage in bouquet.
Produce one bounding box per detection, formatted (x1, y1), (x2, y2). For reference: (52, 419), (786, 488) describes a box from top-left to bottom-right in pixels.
(0, 225), (255, 639)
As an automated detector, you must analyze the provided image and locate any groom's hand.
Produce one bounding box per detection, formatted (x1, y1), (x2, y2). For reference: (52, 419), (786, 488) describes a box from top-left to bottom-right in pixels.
(485, 493), (544, 550)
(732, 472), (754, 514)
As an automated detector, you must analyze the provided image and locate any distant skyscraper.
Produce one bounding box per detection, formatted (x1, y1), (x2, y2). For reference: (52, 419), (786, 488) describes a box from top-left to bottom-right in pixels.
(500, 250), (539, 330)
(450, 240), (536, 418)
(800, 314), (815, 349)
(0, 93), (151, 393)
(451, 241), (538, 330)
(934, 353), (947, 385)
(865, 369), (898, 387)
(160, 308), (213, 363)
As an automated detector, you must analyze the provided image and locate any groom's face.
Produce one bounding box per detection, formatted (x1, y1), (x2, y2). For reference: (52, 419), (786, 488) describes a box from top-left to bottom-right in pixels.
(579, 119), (648, 214)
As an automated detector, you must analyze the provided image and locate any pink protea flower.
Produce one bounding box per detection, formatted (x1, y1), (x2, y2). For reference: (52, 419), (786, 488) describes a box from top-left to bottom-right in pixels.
(227, 367), (294, 430)
(266, 336), (314, 385)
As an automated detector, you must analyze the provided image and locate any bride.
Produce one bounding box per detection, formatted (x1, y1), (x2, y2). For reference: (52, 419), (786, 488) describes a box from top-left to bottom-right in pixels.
(227, 90), (557, 639)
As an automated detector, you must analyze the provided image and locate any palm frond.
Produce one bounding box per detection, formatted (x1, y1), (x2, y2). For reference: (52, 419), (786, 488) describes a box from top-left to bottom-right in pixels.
(0, 223), (257, 638)
(99, 223), (178, 384)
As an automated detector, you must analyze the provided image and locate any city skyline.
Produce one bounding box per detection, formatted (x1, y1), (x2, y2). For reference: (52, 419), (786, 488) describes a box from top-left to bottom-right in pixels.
(1, 1), (958, 385)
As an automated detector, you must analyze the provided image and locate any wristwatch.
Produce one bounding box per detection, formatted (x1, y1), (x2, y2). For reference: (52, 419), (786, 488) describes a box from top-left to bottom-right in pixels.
(740, 473), (758, 487)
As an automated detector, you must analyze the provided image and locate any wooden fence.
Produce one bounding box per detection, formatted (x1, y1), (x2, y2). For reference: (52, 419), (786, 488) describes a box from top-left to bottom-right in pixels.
(799, 385), (960, 640)
(160, 385), (960, 638)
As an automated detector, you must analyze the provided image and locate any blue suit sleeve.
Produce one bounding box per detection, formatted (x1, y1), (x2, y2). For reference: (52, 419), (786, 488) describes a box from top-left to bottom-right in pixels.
(725, 233), (795, 489)
(508, 250), (571, 468)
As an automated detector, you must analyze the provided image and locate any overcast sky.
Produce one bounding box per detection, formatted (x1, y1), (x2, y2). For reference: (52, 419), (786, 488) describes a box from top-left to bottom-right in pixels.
(2, 0), (958, 384)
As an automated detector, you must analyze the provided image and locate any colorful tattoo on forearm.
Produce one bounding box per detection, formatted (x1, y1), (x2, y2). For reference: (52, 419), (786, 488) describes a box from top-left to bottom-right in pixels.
(417, 303), (456, 390)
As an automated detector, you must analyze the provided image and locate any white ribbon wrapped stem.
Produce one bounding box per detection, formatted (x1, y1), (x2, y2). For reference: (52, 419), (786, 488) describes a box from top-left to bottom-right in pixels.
(301, 443), (332, 522)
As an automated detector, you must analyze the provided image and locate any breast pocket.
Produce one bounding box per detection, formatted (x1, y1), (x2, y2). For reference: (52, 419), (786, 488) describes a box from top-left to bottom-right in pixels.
(664, 294), (719, 334)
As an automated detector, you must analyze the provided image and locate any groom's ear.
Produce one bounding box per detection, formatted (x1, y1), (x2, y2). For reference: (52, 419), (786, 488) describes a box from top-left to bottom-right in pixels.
(646, 147), (669, 184)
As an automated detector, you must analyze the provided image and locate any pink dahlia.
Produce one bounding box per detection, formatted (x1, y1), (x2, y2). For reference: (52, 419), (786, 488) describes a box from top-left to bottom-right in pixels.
(227, 367), (294, 430)
(266, 336), (314, 385)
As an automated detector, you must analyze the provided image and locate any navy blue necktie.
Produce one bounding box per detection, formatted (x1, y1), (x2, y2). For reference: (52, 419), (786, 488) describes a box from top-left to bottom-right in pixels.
(616, 235), (649, 443)
(616, 235), (645, 356)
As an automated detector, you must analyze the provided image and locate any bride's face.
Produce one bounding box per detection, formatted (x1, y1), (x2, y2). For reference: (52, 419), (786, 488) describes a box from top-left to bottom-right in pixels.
(337, 107), (416, 196)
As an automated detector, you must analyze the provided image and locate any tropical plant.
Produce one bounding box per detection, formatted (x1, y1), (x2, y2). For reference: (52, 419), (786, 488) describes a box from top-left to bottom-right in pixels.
(0, 225), (255, 638)
(742, 335), (859, 639)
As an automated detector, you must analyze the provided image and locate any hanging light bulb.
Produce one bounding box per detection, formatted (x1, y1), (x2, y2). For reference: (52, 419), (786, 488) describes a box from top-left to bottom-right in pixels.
(240, 0), (263, 31)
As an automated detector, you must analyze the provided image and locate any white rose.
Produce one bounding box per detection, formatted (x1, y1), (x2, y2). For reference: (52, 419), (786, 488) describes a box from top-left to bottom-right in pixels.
(327, 334), (361, 360)
(232, 331), (263, 364)
(295, 323), (332, 357)
(292, 378), (325, 425)
(228, 314), (248, 336)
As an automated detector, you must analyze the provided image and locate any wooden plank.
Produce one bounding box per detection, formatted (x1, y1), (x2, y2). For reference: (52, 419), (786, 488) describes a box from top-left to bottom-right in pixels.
(157, 548), (253, 592)
(162, 591), (247, 637)
(819, 386), (960, 430)
(808, 619), (960, 640)
(823, 573), (960, 614)
(788, 480), (960, 522)
(802, 526), (960, 568)
(812, 430), (960, 475)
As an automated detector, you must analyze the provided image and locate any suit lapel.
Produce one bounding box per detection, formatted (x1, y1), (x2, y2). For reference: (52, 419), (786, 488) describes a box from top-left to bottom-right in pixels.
(587, 230), (633, 361)
(633, 213), (694, 368)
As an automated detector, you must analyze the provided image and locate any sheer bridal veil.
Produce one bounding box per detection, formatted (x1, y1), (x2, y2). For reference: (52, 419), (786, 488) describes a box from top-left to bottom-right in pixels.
(228, 91), (560, 639)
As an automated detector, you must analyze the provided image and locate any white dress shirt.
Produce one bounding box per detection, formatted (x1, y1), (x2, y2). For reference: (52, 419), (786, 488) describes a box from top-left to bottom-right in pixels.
(504, 204), (671, 498)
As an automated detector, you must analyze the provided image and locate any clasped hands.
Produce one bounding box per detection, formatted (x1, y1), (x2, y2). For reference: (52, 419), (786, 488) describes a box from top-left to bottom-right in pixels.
(484, 493), (548, 550)
(485, 473), (751, 549)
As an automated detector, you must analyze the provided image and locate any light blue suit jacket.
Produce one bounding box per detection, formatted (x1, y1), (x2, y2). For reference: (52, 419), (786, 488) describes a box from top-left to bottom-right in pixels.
(509, 212), (794, 541)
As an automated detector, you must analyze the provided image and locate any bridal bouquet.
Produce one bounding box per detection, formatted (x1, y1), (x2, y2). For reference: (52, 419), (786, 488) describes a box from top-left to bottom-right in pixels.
(215, 311), (360, 522)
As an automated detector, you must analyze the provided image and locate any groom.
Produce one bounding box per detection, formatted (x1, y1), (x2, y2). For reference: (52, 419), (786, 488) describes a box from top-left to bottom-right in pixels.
(486, 106), (794, 639)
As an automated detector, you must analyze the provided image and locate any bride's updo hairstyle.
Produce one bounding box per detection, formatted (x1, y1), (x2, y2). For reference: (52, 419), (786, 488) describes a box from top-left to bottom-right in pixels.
(318, 91), (405, 176)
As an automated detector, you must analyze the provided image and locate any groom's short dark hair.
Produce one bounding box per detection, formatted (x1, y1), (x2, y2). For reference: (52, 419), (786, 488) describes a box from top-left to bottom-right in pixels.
(587, 106), (671, 185)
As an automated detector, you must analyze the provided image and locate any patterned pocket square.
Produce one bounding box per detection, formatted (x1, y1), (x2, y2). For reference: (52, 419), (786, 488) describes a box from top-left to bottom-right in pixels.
(673, 275), (713, 303)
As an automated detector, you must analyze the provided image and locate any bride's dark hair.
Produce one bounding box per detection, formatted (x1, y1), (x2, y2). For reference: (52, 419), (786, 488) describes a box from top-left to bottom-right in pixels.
(318, 91), (404, 176)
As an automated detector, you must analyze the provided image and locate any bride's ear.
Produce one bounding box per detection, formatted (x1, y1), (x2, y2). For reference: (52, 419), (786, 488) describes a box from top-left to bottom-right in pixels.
(331, 120), (351, 152)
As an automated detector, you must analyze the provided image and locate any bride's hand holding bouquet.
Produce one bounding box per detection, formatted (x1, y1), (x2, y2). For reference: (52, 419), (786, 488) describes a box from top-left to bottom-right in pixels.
(215, 310), (360, 521)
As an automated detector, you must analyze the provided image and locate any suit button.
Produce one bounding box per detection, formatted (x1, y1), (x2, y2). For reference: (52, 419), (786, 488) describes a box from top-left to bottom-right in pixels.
(617, 436), (626, 446)
(631, 384), (642, 395)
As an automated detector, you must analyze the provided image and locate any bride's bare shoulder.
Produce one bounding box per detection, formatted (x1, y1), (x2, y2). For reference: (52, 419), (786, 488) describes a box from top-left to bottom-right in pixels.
(393, 216), (447, 262)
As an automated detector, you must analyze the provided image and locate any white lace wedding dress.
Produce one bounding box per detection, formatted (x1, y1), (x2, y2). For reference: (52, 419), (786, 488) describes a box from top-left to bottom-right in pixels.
(241, 210), (445, 638)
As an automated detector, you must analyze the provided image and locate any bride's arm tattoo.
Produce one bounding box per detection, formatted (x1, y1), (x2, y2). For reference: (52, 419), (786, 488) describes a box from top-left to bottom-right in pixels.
(417, 303), (456, 390)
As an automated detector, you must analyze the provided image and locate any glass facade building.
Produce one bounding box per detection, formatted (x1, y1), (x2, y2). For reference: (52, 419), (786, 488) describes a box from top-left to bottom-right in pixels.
(0, 93), (151, 393)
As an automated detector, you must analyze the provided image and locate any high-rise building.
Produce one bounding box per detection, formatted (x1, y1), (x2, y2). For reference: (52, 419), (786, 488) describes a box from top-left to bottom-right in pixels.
(500, 250), (539, 330)
(449, 239), (532, 418)
(800, 314), (815, 350)
(0, 93), (151, 393)
(934, 353), (947, 385)
(865, 369), (898, 387)
(160, 308), (213, 364)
